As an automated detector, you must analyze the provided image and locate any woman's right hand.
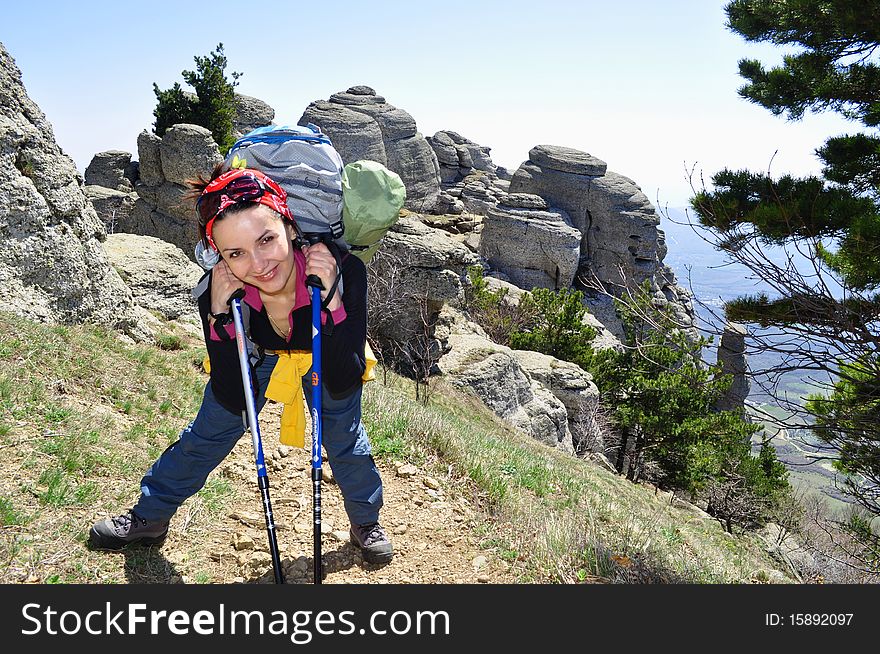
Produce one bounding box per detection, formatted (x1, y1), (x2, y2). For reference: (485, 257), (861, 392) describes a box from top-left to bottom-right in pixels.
(210, 260), (244, 315)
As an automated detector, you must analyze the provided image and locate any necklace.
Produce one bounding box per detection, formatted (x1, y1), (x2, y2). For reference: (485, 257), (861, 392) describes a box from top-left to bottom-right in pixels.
(266, 310), (291, 339)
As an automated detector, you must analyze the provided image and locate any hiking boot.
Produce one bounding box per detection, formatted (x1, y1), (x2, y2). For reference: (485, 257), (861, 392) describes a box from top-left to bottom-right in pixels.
(350, 522), (393, 564)
(89, 511), (169, 551)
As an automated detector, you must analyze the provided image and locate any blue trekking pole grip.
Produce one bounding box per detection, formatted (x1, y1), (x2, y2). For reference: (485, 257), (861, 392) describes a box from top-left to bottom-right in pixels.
(306, 267), (325, 585)
(229, 289), (284, 584)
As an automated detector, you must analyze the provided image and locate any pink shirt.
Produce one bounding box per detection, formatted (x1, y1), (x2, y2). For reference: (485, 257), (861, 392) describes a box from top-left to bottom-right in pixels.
(209, 249), (347, 341)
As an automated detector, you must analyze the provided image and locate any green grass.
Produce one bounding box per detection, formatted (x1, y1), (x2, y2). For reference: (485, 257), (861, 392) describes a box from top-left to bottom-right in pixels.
(0, 310), (800, 585)
(36, 468), (77, 507)
(157, 334), (184, 351)
(197, 477), (233, 514)
(362, 372), (795, 583)
(0, 496), (26, 526)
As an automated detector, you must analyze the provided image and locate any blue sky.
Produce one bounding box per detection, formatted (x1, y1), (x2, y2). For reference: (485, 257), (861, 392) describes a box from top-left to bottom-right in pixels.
(2, 0), (856, 207)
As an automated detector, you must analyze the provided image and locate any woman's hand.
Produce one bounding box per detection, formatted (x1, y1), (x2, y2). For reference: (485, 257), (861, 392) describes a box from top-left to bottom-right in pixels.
(303, 243), (342, 310)
(210, 260), (244, 316)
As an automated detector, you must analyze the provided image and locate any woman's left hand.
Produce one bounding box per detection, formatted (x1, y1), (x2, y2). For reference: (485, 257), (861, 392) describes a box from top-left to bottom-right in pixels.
(303, 243), (342, 310)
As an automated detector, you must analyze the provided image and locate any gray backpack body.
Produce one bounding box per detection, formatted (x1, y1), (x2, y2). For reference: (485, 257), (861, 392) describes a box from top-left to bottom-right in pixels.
(224, 124), (345, 240)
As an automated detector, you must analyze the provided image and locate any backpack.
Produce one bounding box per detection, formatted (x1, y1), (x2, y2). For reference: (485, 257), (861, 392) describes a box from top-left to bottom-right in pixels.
(223, 124), (405, 262)
(225, 124), (346, 241)
(340, 159), (406, 263)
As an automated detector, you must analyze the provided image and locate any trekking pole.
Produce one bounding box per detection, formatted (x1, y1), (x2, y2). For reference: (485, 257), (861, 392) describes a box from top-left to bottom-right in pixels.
(229, 289), (284, 584)
(305, 250), (325, 585)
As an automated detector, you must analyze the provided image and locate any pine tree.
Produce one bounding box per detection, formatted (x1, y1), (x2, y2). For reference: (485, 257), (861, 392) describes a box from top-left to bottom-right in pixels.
(690, 0), (880, 558)
(153, 43), (242, 153)
(588, 283), (767, 500)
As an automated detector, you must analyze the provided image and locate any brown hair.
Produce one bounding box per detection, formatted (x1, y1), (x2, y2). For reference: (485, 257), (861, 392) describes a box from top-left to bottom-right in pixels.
(185, 161), (233, 247)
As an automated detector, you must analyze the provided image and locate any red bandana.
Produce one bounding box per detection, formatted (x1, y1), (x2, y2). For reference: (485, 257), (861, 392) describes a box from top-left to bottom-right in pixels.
(198, 169), (294, 250)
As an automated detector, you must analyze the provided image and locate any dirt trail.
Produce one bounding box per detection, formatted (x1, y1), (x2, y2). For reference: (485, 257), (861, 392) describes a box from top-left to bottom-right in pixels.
(152, 403), (517, 585)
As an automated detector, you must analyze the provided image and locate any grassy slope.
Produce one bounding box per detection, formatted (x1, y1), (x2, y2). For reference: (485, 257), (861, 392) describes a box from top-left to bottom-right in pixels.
(0, 312), (791, 583)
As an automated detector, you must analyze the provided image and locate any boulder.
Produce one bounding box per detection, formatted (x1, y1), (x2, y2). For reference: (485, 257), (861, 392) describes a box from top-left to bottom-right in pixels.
(233, 93), (275, 139)
(480, 195), (581, 290)
(128, 125), (221, 257)
(123, 199), (195, 257)
(436, 329), (572, 450)
(83, 185), (138, 234)
(428, 130), (497, 186)
(366, 216), (483, 385)
(103, 233), (203, 321)
(511, 349), (603, 453)
(528, 144), (607, 176)
(84, 150), (136, 191)
(158, 123), (223, 186)
(136, 129), (164, 186)
(300, 100), (387, 164)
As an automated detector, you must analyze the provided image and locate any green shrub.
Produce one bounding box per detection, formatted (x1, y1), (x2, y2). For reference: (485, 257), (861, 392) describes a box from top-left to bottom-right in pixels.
(587, 282), (790, 526)
(509, 287), (596, 369)
(156, 334), (183, 351)
(153, 43), (242, 153)
(464, 267), (539, 346)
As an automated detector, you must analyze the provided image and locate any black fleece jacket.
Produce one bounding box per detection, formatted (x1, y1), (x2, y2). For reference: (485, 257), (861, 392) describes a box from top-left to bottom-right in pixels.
(196, 247), (368, 414)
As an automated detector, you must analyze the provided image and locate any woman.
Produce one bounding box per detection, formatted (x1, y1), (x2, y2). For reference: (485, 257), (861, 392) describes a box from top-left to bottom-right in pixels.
(89, 167), (392, 565)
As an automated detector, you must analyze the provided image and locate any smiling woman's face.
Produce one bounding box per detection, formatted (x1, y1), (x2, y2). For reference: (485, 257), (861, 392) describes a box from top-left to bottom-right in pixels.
(211, 204), (296, 296)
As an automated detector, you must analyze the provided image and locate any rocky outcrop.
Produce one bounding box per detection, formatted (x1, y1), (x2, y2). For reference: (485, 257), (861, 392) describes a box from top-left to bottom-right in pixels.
(431, 303), (608, 454)
(427, 131), (511, 217)
(83, 185), (138, 234)
(0, 42), (147, 338)
(508, 144), (695, 333)
(129, 124), (223, 257)
(714, 322), (749, 413)
(427, 130), (497, 184)
(85, 150), (138, 192)
(510, 349), (603, 454)
(84, 93), (272, 259)
(435, 319), (573, 451)
(510, 146), (653, 288)
(480, 193), (581, 290)
(368, 215), (480, 351)
(300, 86), (441, 213)
(233, 94), (275, 140)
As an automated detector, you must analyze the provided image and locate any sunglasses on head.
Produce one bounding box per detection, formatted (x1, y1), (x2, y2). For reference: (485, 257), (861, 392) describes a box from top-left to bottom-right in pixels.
(197, 172), (279, 225)
(198, 170), (295, 250)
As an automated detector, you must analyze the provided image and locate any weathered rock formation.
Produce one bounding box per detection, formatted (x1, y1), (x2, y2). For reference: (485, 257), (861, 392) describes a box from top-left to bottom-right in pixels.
(300, 86), (441, 213)
(714, 322), (749, 413)
(434, 311), (574, 452)
(368, 215), (480, 352)
(507, 144), (695, 336)
(426, 131), (511, 217)
(233, 93), (275, 141)
(85, 150), (138, 192)
(427, 130), (497, 184)
(510, 349), (603, 453)
(84, 94), (274, 258)
(480, 192), (582, 290)
(128, 124), (223, 257)
(84, 184), (138, 235)
(0, 43), (147, 338)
